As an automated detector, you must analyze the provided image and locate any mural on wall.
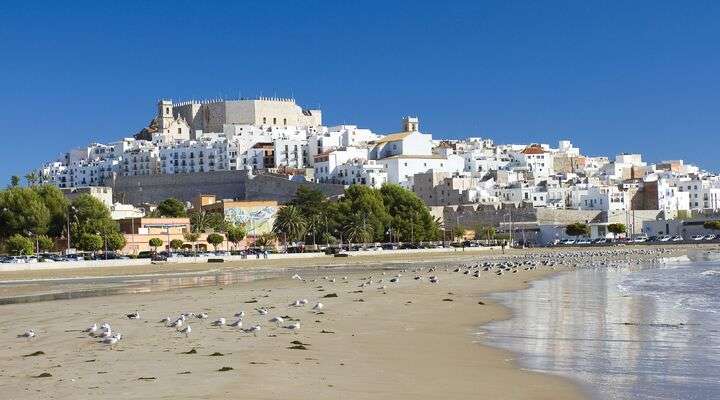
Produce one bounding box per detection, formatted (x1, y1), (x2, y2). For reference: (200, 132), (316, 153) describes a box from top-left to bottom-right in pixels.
(224, 205), (278, 235)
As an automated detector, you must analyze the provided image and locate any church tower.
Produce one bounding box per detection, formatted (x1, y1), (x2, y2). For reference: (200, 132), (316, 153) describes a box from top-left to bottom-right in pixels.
(402, 116), (419, 132)
(158, 100), (174, 133)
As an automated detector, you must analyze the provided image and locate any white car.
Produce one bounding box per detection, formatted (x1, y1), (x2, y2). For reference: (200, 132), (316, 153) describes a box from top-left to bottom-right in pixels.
(577, 239), (592, 245)
(632, 236), (649, 243)
(705, 234), (717, 241)
(691, 235), (705, 241)
(672, 236), (684, 242)
(658, 235), (672, 242)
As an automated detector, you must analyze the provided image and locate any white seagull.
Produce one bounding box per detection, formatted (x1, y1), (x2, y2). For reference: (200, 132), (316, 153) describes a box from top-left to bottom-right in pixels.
(85, 323), (98, 334)
(178, 324), (192, 337)
(211, 318), (226, 327)
(228, 319), (243, 328)
(312, 302), (324, 311)
(18, 329), (36, 339)
(234, 311), (245, 318)
(256, 308), (269, 315)
(242, 325), (262, 336)
(269, 316), (284, 325)
(283, 322), (300, 333)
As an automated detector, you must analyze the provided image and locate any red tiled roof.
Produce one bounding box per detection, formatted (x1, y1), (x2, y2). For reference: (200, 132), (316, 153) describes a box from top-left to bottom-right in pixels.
(521, 145), (545, 154)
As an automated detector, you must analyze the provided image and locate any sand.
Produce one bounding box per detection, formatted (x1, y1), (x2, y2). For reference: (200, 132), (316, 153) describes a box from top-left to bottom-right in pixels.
(0, 246), (697, 399)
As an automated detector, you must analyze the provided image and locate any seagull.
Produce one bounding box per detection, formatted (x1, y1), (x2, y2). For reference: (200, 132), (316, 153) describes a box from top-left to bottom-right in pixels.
(234, 311), (245, 318)
(256, 308), (269, 315)
(292, 274), (302, 280)
(299, 299), (309, 305)
(178, 324), (192, 337)
(211, 318), (226, 327)
(242, 325), (262, 336)
(85, 323), (98, 334)
(312, 302), (324, 311)
(196, 313), (209, 319)
(228, 319), (243, 328)
(18, 329), (35, 339)
(269, 316), (284, 325)
(126, 311), (140, 320)
(159, 316), (171, 324)
(100, 329), (113, 339)
(169, 317), (184, 328)
(283, 322), (300, 333)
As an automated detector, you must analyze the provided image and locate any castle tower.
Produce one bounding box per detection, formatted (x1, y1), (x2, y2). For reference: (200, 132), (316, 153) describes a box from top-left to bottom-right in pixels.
(158, 100), (174, 132)
(402, 116), (419, 132)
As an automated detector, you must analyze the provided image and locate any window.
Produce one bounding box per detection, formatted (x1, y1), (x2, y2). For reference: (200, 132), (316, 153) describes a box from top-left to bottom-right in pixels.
(283, 118), (287, 125)
(165, 107), (170, 115)
(263, 117), (267, 124)
(177, 128), (182, 134)
(273, 117), (277, 124)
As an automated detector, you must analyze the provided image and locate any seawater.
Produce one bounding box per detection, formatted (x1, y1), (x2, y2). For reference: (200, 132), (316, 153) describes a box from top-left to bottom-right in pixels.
(482, 252), (720, 400)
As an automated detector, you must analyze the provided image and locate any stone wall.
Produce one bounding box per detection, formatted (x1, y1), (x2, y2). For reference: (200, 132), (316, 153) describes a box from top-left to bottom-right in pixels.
(111, 171), (344, 205)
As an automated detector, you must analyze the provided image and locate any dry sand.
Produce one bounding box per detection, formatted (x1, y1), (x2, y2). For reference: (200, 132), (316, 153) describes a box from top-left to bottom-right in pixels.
(0, 254), (592, 400)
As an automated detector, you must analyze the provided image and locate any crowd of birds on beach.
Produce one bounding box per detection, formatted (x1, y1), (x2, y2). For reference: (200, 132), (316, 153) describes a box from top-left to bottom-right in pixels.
(16, 247), (676, 348)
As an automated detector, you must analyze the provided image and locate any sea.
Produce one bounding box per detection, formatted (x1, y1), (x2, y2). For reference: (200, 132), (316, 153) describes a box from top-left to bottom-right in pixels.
(481, 250), (720, 400)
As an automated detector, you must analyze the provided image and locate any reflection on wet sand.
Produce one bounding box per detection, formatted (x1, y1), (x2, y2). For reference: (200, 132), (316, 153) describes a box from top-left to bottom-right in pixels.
(483, 259), (720, 400)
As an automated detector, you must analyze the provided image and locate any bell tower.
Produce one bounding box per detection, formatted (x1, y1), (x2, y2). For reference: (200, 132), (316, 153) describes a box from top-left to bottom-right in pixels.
(158, 100), (174, 132)
(402, 116), (419, 132)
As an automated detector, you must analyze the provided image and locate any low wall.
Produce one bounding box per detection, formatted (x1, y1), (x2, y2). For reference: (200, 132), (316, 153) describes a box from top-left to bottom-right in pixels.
(0, 246), (499, 273)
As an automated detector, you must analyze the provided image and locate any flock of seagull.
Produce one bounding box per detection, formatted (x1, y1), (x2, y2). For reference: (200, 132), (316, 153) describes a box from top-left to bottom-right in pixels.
(15, 247), (674, 348)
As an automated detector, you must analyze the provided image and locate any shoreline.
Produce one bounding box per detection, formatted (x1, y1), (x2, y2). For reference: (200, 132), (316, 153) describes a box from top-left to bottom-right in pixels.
(0, 247), (696, 399)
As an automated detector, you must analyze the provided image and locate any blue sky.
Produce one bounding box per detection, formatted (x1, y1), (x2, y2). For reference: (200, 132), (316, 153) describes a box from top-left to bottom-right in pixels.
(1, 1), (718, 184)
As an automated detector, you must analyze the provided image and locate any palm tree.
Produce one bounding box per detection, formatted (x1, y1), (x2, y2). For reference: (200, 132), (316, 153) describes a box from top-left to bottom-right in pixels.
(189, 210), (210, 233)
(343, 213), (371, 245)
(305, 213), (322, 246)
(273, 205), (307, 246)
(25, 171), (38, 187)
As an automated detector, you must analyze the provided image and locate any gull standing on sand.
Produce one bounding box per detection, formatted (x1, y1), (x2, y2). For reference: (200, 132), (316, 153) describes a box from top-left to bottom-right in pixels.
(283, 322), (300, 333)
(179, 324), (192, 337)
(256, 308), (269, 315)
(18, 329), (36, 339)
(243, 325), (262, 336)
(269, 316), (284, 325)
(211, 318), (226, 327)
(312, 302), (324, 311)
(85, 323), (98, 334)
(228, 319), (243, 328)
(234, 311), (245, 318)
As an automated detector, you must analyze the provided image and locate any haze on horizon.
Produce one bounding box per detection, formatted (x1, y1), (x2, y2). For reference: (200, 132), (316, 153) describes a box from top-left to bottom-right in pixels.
(1, 1), (718, 182)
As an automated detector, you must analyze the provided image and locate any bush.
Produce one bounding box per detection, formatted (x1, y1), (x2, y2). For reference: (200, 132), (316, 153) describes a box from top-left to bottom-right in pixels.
(5, 234), (34, 255)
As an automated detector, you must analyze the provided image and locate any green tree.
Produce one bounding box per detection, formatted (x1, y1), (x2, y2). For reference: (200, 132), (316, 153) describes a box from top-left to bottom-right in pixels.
(155, 198), (187, 217)
(0, 187), (51, 240)
(148, 237), (163, 252)
(703, 220), (720, 231)
(453, 226), (465, 240)
(343, 212), (372, 244)
(337, 185), (390, 242)
(226, 225), (247, 249)
(169, 239), (184, 251)
(607, 223), (627, 238)
(254, 232), (276, 248)
(78, 233), (103, 252)
(5, 234), (34, 255)
(70, 194), (119, 243)
(566, 223), (590, 238)
(206, 233), (224, 251)
(37, 234), (55, 252)
(189, 210), (228, 233)
(25, 172), (38, 187)
(273, 205), (307, 244)
(105, 232), (127, 251)
(183, 232), (200, 252)
(10, 176), (20, 188)
(476, 226), (496, 242)
(380, 184), (438, 242)
(32, 185), (70, 238)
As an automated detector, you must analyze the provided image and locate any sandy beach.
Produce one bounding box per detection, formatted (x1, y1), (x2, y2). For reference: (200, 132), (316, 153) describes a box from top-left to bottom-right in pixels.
(0, 246), (698, 399)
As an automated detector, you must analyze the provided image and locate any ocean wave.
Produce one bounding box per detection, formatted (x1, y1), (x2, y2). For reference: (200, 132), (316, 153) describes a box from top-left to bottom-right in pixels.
(700, 270), (720, 277)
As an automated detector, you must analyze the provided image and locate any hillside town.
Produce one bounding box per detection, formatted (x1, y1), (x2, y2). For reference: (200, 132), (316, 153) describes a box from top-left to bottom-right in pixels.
(16, 96), (720, 254)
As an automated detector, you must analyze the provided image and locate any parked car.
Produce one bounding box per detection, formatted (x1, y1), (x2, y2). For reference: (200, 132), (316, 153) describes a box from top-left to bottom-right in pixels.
(658, 235), (672, 242)
(632, 236), (649, 243)
(705, 234), (717, 241)
(691, 235), (705, 241)
(576, 239), (592, 245)
(672, 236), (684, 242)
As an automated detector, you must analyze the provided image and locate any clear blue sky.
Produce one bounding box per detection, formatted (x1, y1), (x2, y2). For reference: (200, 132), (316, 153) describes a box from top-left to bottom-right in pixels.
(1, 1), (718, 184)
